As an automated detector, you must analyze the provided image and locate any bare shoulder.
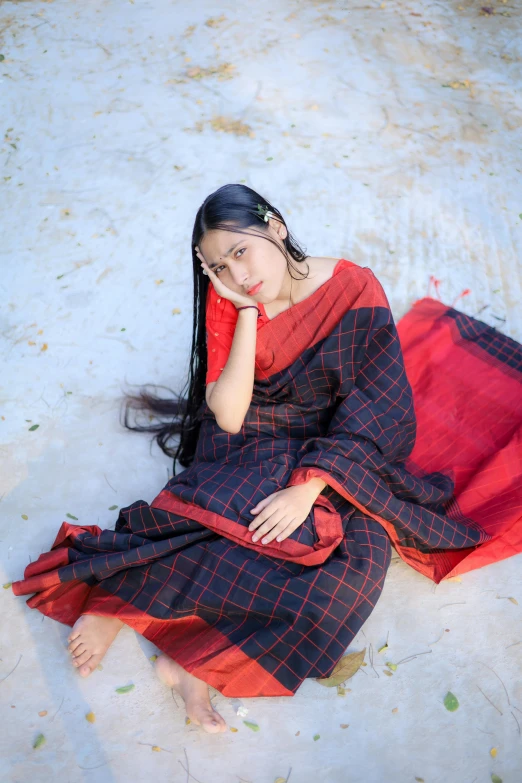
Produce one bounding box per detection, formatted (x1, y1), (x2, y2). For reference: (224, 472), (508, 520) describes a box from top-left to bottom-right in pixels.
(305, 256), (344, 285)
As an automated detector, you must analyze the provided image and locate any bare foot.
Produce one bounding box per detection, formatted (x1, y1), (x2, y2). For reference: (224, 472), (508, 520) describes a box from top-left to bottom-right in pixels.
(155, 653), (227, 734)
(67, 614), (123, 677)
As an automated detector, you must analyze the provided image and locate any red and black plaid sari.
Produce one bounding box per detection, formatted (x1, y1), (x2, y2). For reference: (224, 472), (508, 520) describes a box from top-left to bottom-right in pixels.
(13, 262), (522, 697)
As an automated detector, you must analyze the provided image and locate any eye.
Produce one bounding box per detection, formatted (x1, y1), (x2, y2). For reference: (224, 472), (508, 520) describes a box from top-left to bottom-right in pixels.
(214, 247), (245, 275)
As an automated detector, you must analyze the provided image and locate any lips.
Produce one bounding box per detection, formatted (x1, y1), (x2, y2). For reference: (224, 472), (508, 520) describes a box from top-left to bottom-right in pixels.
(246, 282), (263, 296)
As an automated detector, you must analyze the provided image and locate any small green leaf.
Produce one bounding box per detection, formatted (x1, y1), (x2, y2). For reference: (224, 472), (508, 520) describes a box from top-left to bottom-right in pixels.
(444, 691), (459, 711)
(56, 274), (65, 279)
(66, 513), (78, 520)
(28, 424), (39, 431)
(33, 733), (46, 749)
(108, 505), (118, 510)
(120, 328), (126, 331)
(115, 684), (135, 694)
(377, 643), (388, 653)
(243, 720), (260, 732)
(3, 582), (12, 589)
(266, 157), (273, 161)
(386, 662), (397, 671)
(491, 775), (503, 783)
(313, 733), (320, 741)
(21, 514), (28, 520)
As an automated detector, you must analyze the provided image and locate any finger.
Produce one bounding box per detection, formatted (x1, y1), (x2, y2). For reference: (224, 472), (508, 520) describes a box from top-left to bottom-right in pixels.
(275, 519), (300, 543)
(251, 512), (285, 542)
(248, 497), (275, 528)
(249, 503), (277, 532)
(259, 519), (293, 546)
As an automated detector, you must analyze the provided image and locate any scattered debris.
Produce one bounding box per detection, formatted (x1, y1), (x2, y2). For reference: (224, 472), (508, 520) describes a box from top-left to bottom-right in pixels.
(33, 733), (46, 750)
(115, 684), (135, 694)
(0, 654), (22, 683)
(316, 649), (366, 687)
(444, 691), (459, 712)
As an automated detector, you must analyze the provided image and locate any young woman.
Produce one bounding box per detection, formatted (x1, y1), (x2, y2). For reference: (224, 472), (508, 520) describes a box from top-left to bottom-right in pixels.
(13, 184), (522, 734)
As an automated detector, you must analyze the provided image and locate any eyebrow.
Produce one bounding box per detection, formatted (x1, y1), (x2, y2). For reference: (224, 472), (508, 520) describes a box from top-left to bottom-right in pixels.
(207, 241), (243, 269)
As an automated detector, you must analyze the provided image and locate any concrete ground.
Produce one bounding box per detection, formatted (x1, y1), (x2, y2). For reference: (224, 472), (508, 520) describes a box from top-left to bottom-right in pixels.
(1, 0), (521, 781)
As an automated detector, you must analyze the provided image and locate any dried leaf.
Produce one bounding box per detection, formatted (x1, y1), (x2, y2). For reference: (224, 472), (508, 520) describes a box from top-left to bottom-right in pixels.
(38, 710), (48, 717)
(383, 670), (393, 677)
(377, 643), (388, 653)
(447, 576), (462, 582)
(295, 730), (300, 736)
(386, 662), (398, 671)
(444, 691), (459, 711)
(33, 733), (46, 750)
(21, 514), (28, 520)
(392, 708), (398, 713)
(151, 745), (161, 752)
(274, 778), (287, 783)
(243, 720), (260, 732)
(3, 583), (12, 589)
(229, 727), (238, 732)
(115, 684), (135, 694)
(85, 711), (96, 723)
(491, 775), (502, 783)
(340, 724), (349, 729)
(185, 717), (191, 725)
(415, 778), (425, 782)
(97, 664), (103, 671)
(316, 649), (366, 687)
(508, 597), (518, 605)
(490, 747), (497, 758)
(313, 733), (320, 741)
(66, 513), (78, 520)
(337, 685), (346, 696)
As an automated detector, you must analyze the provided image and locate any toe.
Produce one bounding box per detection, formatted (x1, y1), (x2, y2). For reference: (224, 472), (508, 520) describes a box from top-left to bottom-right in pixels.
(67, 627), (82, 643)
(198, 708), (227, 734)
(72, 649), (91, 667)
(68, 638), (83, 654)
(71, 643), (86, 658)
(78, 660), (96, 678)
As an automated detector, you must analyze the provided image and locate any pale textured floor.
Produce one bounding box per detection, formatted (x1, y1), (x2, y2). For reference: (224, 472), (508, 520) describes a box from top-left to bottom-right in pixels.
(1, 1), (521, 781)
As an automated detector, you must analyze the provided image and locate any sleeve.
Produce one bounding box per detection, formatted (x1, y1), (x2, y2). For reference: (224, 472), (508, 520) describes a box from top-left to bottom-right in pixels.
(205, 286), (239, 385)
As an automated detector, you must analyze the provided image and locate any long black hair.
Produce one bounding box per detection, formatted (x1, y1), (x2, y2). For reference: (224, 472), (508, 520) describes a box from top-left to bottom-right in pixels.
(120, 183), (310, 474)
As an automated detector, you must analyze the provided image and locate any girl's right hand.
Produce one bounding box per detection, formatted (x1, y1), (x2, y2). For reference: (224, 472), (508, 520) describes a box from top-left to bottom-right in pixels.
(195, 246), (255, 310)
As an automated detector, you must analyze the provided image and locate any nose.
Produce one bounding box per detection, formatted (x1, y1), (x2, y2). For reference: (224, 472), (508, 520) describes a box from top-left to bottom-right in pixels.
(229, 261), (249, 288)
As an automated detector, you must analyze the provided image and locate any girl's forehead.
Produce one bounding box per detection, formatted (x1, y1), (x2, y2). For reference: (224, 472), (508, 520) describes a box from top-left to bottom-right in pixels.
(200, 228), (257, 259)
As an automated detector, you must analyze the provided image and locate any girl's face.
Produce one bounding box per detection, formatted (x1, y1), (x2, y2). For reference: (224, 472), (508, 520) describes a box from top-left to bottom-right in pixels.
(197, 219), (289, 301)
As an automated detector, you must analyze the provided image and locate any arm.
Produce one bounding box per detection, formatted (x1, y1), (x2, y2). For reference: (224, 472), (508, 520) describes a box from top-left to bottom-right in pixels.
(206, 306), (259, 434)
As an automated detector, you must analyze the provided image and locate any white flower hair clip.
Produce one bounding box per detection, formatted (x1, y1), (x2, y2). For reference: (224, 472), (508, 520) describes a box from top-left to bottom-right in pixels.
(256, 203), (275, 222)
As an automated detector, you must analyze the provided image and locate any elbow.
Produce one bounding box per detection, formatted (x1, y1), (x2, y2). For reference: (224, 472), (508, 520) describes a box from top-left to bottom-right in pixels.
(215, 413), (246, 435)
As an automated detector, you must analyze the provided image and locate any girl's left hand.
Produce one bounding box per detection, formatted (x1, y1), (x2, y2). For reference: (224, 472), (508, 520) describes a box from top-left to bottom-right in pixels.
(248, 486), (318, 545)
